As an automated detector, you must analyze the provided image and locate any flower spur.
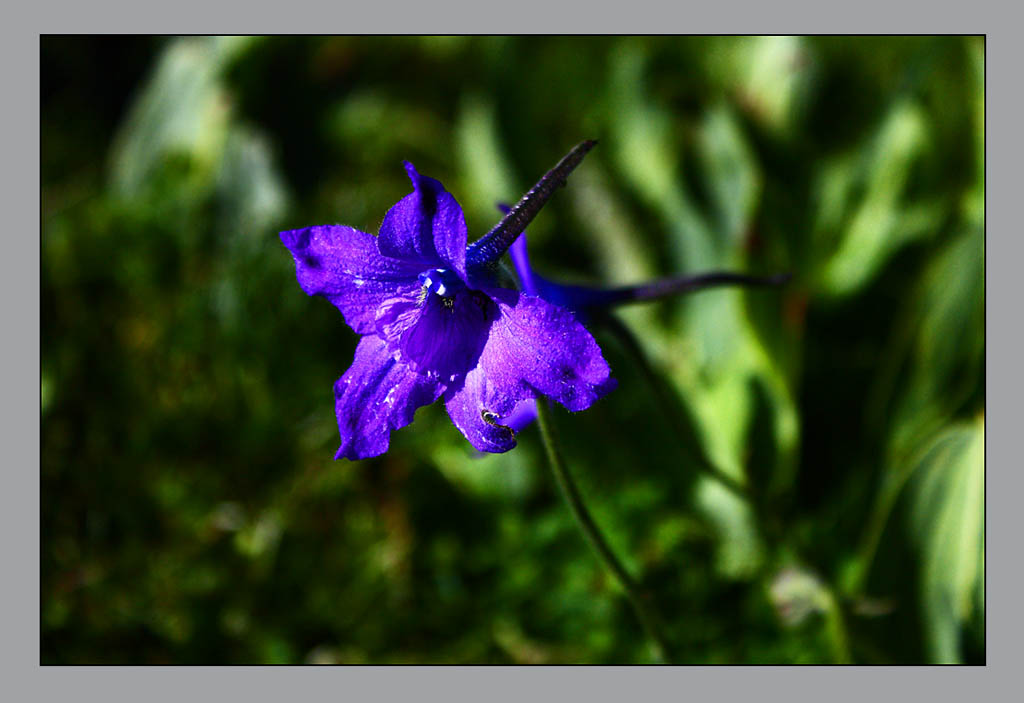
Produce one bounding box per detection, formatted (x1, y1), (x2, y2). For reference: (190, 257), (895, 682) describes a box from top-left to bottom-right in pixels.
(281, 143), (614, 459)
(497, 206), (790, 432)
(507, 214), (790, 315)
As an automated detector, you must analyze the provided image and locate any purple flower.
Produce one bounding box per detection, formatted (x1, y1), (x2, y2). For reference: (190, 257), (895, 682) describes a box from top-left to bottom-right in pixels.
(510, 229), (792, 314)
(504, 224), (791, 432)
(281, 162), (614, 460)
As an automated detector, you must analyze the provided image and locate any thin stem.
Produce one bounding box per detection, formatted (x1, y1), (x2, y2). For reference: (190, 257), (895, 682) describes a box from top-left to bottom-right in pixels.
(596, 311), (753, 504)
(848, 475), (906, 597)
(847, 440), (931, 596)
(822, 588), (854, 664)
(535, 399), (673, 664)
(466, 140), (597, 269)
(581, 271), (792, 309)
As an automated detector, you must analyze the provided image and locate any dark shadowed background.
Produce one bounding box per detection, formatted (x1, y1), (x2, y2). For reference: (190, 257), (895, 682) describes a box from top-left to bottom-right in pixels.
(41, 36), (984, 664)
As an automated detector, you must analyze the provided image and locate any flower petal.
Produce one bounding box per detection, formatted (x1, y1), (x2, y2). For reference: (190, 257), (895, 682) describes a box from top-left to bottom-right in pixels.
(504, 399), (539, 433)
(281, 225), (421, 334)
(508, 232), (591, 311)
(509, 233), (541, 296)
(375, 288), (490, 382)
(442, 289), (615, 453)
(443, 364), (522, 454)
(378, 162), (467, 276)
(480, 288), (616, 412)
(334, 335), (445, 460)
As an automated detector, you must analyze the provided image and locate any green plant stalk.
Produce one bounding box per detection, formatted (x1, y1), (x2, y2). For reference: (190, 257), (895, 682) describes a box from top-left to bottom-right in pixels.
(597, 311), (855, 661)
(848, 471), (908, 596)
(596, 311), (753, 504)
(822, 587), (854, 664)
(848, 434), (938, 596)
(535, 399), (673, 664)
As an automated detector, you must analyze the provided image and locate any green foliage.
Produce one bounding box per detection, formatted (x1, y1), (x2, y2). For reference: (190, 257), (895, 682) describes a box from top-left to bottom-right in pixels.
(42, 36), (984, 664)
(906, 419), (985, 664)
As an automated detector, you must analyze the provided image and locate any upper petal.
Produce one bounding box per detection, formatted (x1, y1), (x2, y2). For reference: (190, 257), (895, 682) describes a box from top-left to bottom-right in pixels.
(479, 288), (616, 412)
(281, 225), (421, 334)
(334, 335), (446, 460)
(378, 162), (467, 276)
(508, 232), (589, 311)
(509, 232), (541, 296)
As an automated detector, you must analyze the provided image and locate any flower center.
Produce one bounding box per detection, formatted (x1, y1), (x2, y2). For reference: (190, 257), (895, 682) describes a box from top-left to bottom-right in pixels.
(417, 268), (464, 300)
(376, 269), (489, 382)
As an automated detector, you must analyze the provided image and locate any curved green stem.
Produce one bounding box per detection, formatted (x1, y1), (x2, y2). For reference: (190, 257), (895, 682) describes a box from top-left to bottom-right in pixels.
(576, 272), (792, 309)
(596, 311), (753, 504)
(848, 440), (931, 596)
(535, 399), (673, 664)
(587, 315), (851, 661)
(822, 587), (854, 664)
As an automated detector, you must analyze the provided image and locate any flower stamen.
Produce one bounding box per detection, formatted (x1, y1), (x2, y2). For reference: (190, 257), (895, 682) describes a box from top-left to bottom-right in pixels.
(418, 268), (462, 298)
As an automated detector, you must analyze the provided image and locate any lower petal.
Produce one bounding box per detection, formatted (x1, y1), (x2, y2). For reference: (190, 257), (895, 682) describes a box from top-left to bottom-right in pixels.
(375, 289), (490, 382)
(504, 399), (539, 433)
(334, 335), (445, 460)
(442, 290), (614, 453)
(443, 365), (522, 454)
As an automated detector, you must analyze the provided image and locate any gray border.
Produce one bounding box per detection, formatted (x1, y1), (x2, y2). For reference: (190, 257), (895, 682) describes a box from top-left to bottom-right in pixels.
(22, 1), (1005, 34)
(16, 2), (1016, 701)
(7, 27), (41, 680)
(23, 665), (998, 700)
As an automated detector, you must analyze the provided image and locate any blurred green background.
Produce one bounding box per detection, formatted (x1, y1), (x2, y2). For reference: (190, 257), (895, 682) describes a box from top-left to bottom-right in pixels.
(41, 36), (984, 664)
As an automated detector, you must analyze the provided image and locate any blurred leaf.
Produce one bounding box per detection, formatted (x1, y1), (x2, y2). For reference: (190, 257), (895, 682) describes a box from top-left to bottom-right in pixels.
(697, 103), (762, 248)
(429, 443), (539, 501)
(109, 36), (253, 199)
(328, 89), (449, 167)
(965, 37), (984, 225)
(571, 163), (659, 285)
(215, 126), (289, 248)
(454, 95), (517, 234)
(608, 42), (680, 209)
(711, 36), (815, 136)
(604, 44), (800, 566)
(905, 417), (984, 663)
(41, 366), (55, 415)
(817, 100), (941, 297)
(889, 224), (984, 454)
(695, 479), (764, 580)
